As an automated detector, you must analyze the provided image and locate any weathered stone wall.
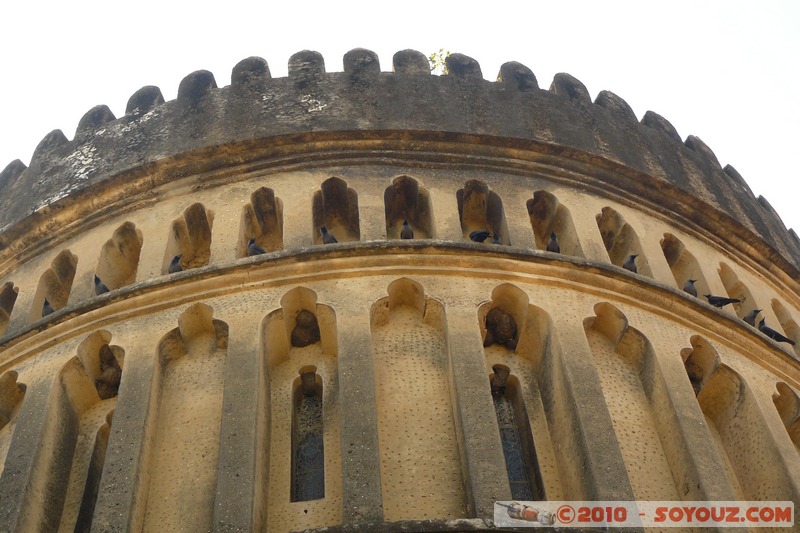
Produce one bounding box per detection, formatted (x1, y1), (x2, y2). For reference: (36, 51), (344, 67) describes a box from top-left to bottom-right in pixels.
(0, 49), (798, 533)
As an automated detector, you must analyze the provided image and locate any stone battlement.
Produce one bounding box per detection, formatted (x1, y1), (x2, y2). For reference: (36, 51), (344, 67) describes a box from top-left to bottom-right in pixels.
(1, 49), (797, 279)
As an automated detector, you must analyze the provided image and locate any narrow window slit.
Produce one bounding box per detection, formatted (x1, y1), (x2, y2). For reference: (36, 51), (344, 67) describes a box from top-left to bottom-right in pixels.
(292, 367), (325, 502)
(491, 365), (543, 501)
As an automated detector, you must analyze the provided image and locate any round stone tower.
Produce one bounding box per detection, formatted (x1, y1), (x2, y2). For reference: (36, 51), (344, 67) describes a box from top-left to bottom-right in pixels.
(0, 49), (797, 532)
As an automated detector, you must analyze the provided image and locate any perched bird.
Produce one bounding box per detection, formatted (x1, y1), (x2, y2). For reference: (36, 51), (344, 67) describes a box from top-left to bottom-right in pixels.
(469, 230), (492, 243)
(758, 318), (796, 346)
(291, 309), (321, 347)
(490, 365), (511, 397)
(247, 238), (267, 256)
(320, 226), (338, 244)
(94, 275), (110, 295)
(622, 254), (638, 273)
(683, 279), (697, 297)
(42, 298), (55, 317)
(546, 231), (560, 253)
(743, 308), (761, 327)
(484, 307), (518, 349)
(400, 219), (414, 240)
(95, 344), (122, 400)
(168, 255), (184, 274)
(704, 294), (741, 308)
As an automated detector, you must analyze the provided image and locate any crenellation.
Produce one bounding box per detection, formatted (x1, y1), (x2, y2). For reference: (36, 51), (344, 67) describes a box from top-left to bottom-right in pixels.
(31, 128), (69, 163)
(0, 51), (794, 279)
(125, 85), (165, 115)
(0, 159), (26, 193)
(343, 48), (380, 80)
(758, 194), (788, 231)
(444, 53), (482, 80)
(231, 56), (271, 90)
(75, 105), (116, 138)
(289, 50), (326, 87)
(497, 61), (538, 92)
(685, 134), (722, 169)
(594, 90), (637, 123)
(391, 49), (430, 76)
(721, 163), (754, 196)
(549, 72), (591, 103)
(177, 69), (218, 105)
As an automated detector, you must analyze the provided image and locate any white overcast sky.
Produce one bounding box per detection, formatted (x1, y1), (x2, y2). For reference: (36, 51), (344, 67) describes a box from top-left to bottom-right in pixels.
(1, 1), (798, 233)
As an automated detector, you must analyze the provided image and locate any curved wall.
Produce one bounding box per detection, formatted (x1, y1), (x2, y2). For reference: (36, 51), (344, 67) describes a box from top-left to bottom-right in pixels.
(0, 49), (798, 532)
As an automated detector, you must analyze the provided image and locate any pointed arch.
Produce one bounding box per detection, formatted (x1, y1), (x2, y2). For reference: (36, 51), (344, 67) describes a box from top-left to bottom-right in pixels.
(162, 203), (214, 273)
(312, 177), (360, 244)
(595, 207), (652, 277)
(15, 331), (123, 531)
(583, 303), (678, 500)
(773, 382), (800, 454)
(30, 249), (78, 321)
(771, 300), (799, 356)
(142, 304), (228, 532)
(383, 175), (434, 239)
(660, 233), (709, 295)
(238, 187), (284, 257)
(371, 278), (466, 520)
(717, 263), (757, 319)
(260, 288), (341, 531)
(456, 179), (510, 244)
(479, 284), (561, 500)
(95, 221), (143, 291)
(526, 190), (584, 257)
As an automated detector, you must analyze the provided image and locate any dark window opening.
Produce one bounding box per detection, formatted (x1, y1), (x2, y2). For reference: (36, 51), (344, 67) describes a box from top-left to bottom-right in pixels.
(491, 365), (544, 500)
(292, 368), (325, 502)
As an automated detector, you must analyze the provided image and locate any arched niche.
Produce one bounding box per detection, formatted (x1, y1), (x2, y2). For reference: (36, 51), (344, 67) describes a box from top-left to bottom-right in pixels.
(312, 177), (360, 244)
(162, 203), (214, 273)
(29, 249), (79, 322)
(0, 282), (19, 336)
(383, 175), (434, 239)
(0, 370), (26, 478)
(142, 304), (228, 533)
(583, 303), (679, 500)
(95, 221), (143, 292)
(595, 207), (652, 277)
(260, 287), (341, 532)
(479, 283), (561, 500)
(370, 278), (466, 521)
(680, 335), (721, 395)
(696, 363), (796, 501)
(238, 186), (284, 257)
(20, 331), (123, 532)
(526, 190), (584, 257)
(717, 263), (757, 319)
(660, 233), (709, 295)
(263, 287), (338, 372)
(456, 179), (510, 244)
(771, 300), (799, 356)
(773, 382), (800, 453)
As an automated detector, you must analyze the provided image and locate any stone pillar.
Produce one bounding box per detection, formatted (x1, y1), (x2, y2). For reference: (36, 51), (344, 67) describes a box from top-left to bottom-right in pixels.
(336, 311), (383, 523)
(544, 315), (635, 501)
(445, 306), (510, 518)
(213, 314), (262, 532)
(0, 376), (56, 532)
(90, 342), (157, 532)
